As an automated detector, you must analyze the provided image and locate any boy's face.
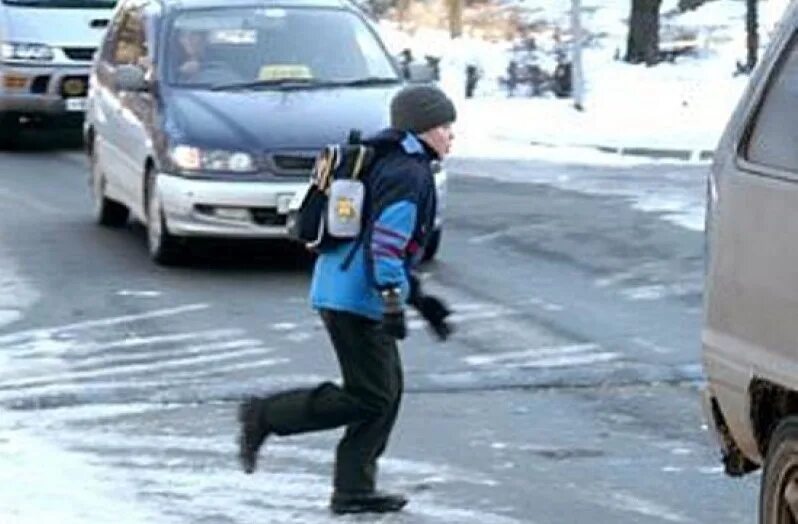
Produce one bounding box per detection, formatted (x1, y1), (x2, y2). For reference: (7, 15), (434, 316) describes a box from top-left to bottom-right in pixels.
(419, 123), (454, 159)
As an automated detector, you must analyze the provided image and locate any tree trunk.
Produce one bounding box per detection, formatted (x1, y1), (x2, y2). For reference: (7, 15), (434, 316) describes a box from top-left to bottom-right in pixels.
(625, 0), (663, 65)
(448, 0), (463, 38)
(746, 0), (759, 71)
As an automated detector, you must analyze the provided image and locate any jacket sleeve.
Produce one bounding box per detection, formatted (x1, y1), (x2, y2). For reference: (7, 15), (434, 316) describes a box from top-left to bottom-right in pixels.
(370, 200), (417, 290)
(367, 161), (422, 291)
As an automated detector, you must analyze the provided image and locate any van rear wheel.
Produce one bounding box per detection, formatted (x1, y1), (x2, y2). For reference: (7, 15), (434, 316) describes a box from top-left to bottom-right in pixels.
(760, 417), (798, 524)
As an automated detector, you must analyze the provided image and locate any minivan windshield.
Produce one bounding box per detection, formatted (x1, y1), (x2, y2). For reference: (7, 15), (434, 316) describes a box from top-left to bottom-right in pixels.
(167, 7), (399, 89)
(1, 0), (116, 7)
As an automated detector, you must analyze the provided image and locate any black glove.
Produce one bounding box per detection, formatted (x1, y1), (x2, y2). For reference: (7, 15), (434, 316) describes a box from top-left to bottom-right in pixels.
(381, 288), (407, 340)
(415, 294), (454, 341)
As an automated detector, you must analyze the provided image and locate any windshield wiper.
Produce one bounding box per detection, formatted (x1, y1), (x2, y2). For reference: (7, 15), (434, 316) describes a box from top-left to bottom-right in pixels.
(210, 76), (400, 92)
(211, 78), (319, 92)
(327, 77), (401, 87)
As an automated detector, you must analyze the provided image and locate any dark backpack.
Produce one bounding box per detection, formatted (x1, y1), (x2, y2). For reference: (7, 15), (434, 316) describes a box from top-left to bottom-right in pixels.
(287, 131), (376, 253)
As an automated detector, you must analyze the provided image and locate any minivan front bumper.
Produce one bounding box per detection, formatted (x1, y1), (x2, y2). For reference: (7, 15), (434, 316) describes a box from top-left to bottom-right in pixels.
(157, 173), (309, 239)
(0, 62), (90, 119)
(157, 167), (448, 239)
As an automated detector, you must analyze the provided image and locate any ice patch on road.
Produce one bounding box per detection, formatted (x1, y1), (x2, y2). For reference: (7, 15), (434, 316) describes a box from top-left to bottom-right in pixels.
(595, 491), (690, 523)
(116, 289), (162, 298)
(0, 411), (177, 524)
(449, 158), (706, 232)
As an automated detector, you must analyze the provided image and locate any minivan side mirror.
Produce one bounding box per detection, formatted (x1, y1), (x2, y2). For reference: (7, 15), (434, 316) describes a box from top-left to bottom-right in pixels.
(406, 63), (436, 84)
(114, 64), (149, 92)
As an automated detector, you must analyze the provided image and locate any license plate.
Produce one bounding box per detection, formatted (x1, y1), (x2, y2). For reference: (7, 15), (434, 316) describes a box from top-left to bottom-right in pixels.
(277, 194), (293, 214)
(65, 98), (87, 112)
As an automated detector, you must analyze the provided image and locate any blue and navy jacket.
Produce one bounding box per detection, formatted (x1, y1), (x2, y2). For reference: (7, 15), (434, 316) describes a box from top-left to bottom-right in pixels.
(310, 128), (438, 320)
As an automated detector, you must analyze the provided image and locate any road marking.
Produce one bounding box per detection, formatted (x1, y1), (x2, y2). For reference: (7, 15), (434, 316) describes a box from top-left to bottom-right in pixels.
(8, 328), (244, 357)
(0, 303), (209, 345)
(0, 345), (275, 389)
(464, 344), (620, 370)
(464, 344), (599, 366)
(72, 339), (266, 369)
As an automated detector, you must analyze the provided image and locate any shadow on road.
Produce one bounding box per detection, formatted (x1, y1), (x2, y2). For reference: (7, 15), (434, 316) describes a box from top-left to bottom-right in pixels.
(0, 127), (84, 152)
(124, 223), (316, 274)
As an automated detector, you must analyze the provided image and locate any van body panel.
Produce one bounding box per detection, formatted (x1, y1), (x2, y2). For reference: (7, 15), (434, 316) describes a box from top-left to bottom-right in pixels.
(703, 3), (798, 467)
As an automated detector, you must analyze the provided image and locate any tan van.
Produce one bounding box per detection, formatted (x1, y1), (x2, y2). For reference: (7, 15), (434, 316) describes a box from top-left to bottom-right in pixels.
(702, 3), (798, 522)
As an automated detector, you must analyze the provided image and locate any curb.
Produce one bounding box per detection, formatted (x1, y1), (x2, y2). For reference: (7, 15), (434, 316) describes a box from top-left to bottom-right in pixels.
(529, 140), (715, 162)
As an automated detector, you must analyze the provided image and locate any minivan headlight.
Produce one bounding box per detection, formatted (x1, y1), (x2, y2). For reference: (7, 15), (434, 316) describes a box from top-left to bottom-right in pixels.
(1, 42), (54, 62)
(170, 146), (256, 173)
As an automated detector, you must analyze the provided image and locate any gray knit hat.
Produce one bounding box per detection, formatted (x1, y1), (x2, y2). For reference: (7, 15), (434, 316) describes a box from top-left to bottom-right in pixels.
(390, 85), (456, 134)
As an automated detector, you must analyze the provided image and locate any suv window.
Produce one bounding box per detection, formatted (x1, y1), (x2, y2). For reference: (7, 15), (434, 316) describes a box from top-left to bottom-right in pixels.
(110, 5), (148, 66)
(166, 7), (398, 88)
(745, 34), (798, 172)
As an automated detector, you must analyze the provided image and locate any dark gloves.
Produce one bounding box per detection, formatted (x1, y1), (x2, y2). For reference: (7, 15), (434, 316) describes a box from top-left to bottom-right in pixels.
(414, 294), (453, 341)
(381, 288), (407, 340)
(407, 274), (454, 341)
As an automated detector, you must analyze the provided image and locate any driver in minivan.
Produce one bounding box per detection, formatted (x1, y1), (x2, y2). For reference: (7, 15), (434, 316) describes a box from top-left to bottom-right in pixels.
(175, 28), (208, 81)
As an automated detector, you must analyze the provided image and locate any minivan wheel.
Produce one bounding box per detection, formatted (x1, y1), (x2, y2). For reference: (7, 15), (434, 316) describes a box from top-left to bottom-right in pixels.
(146, 170), (184, 266)
(91, 150), (129, 227)
(760, 417), (798, 524)
(422, 228), (442, 262)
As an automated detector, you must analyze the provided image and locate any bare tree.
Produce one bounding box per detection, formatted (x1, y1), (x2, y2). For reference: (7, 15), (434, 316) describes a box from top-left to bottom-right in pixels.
(447, 0), (463, 38)
(745, 0), (759, 71)
(625, 0), (663, 65)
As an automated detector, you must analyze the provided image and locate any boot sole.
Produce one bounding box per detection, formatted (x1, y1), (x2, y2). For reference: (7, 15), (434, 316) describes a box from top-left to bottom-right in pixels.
(330, 499), (407, 515)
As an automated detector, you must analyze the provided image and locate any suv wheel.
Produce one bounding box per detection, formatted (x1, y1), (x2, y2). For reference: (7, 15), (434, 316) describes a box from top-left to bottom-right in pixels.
(761, 417), (798, 523)
(0, 113), (17, 150)
(91, 148), (129, 227)
(146, 170), (184, 265)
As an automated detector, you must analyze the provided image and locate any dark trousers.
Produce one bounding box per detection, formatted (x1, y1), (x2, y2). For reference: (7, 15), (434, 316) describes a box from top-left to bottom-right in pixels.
(261, 309), (403, 493)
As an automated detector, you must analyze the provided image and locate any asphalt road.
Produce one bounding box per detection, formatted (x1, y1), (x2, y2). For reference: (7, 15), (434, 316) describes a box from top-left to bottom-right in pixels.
(0, 134), (758, 523)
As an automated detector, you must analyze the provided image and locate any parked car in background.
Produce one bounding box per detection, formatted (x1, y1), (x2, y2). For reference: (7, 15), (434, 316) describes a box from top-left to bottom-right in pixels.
(85, 0), (446, 265)
(0, 0), (116, 145)
(702, 3), (798, 523)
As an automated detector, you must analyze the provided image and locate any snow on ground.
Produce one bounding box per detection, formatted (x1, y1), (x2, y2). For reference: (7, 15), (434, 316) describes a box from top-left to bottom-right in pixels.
(1, 2), (793, 519)
(378, 0), (792, 163)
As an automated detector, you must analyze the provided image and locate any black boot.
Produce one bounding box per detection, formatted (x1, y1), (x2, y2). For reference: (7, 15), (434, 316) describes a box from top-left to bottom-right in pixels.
(237, 396), (272, 474)
(238, 383), (373, 474)
(330, 491), (408, 515)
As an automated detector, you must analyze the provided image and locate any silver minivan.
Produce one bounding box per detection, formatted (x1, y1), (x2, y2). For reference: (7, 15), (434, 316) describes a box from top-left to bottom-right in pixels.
(703, 3), (798, 522)
(0, 0), (116, 143)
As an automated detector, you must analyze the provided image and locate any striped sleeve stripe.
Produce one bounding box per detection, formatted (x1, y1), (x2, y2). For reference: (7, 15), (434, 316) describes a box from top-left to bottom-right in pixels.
(373, 224), (408, 242)
(371, 242), (403, 257)
(372, 232), (406, 249)
(372, 247), (403, 259)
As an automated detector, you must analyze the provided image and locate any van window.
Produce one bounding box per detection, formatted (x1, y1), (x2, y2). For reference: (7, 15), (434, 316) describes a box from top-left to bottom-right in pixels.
(745, 34), (798, 172)
(0, 0), (116, 7)
(111, 7), (148, 66)
(166, 7), (398, 88)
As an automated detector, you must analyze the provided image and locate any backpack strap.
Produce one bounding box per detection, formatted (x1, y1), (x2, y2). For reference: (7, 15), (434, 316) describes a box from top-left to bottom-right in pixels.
(338, 146), (376, 271)
(339, 235), (364, 271)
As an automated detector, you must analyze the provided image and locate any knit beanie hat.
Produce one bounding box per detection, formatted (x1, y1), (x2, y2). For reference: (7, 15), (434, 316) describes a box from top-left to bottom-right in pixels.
(390, 85), (457, 134)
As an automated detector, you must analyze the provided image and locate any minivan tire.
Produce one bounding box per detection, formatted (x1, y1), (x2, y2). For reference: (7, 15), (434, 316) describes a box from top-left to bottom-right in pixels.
(91, 149), (129, 227)
(760, 417), (798, 524)
(146, 169), (184, 266)
(422, 228), (442, 262)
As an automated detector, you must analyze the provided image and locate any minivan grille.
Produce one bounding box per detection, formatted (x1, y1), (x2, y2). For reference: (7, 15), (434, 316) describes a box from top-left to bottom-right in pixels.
(63, 47), (96, 62)
(272, 154), (315, 172)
